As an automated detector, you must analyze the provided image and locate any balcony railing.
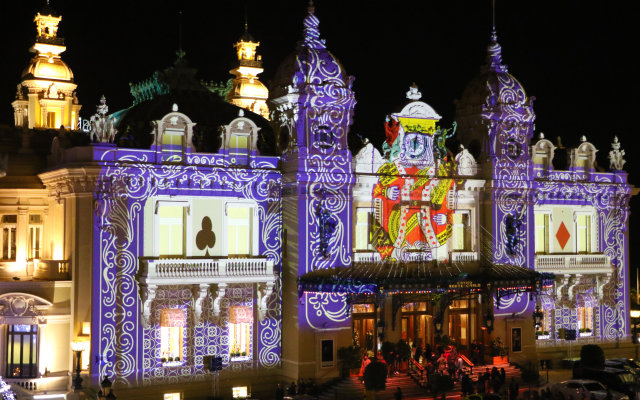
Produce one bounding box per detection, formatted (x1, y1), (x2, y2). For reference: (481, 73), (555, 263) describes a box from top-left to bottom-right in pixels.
(32, 259), (71, 280)
(353, 251), (382, 263)
(140, 257), (275, 285)
(450, 251), (478, 263)
(534, 254), (612, 274)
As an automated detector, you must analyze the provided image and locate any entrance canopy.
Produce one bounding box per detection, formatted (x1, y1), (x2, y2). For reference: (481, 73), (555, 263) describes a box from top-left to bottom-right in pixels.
(298, 260), (553, 297)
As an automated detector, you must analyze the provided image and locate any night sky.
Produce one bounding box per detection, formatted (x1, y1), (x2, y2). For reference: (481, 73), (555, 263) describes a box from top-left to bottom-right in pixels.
(1, 1), (639, 288)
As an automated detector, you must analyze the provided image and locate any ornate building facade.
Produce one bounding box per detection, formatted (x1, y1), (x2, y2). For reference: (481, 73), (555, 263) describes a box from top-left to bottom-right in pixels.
(0, 4), (634, 400)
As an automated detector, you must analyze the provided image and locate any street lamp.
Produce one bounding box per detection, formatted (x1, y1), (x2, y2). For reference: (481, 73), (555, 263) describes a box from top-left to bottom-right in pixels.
(70, 341), (89, 391)
(485, 311), (494, 333)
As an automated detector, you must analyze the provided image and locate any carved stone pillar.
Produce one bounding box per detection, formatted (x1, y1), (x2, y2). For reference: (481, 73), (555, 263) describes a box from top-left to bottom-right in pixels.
(257, 282), (274, 321)
(141, 284), (157, 327)
(212, 283), (227, 317)
(193, 284), (210, 324)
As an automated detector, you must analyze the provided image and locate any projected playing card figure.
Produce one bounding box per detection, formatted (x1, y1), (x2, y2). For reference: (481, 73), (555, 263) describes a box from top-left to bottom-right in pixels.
(372, 86), (458, 261)
(196, 216), (216, 256)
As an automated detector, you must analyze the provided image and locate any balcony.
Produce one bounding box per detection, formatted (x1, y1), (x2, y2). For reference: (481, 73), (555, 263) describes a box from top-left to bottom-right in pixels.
(534, 254), (612, 274)
(139, 256), (275, 285)
(32, 260), (70, 280)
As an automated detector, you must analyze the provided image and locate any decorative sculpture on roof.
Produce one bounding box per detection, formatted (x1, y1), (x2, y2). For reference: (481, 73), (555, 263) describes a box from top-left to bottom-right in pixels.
(455, 145), (477, 176)
(90, 95), (117, 144)
(372, 86), (461, 261)
(608, 136), (626, 171)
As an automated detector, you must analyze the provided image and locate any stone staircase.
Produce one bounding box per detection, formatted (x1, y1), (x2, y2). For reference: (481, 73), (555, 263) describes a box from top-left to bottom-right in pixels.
(313, 363), (523, 400)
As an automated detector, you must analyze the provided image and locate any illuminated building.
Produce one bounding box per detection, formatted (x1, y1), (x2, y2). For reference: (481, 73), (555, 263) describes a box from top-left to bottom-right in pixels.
(11, 6), (81, 130)
(226, 23), (270, 120)
(0, 3), (635, 400)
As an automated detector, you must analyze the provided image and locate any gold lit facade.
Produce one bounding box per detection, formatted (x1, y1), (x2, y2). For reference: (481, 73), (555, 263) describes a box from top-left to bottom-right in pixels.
(227, 26), (270, 120)
(12, 10), (81, 129)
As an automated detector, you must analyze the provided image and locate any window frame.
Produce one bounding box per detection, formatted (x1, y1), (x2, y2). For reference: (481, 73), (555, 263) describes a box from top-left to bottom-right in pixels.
(533, 208), (553, 254)
(354, 207), (374, 251)
(153, 200), (192, 258)
(159, 308), (186, 366)
(6, 324), (38, 378)
(451, 209), (472, 252)
(224, 201), (258, 257)
(1, 214), (17, 261)
(228, 304), (253, 361)
(573, 209), (597, 254)
(28, 214), (43, 260)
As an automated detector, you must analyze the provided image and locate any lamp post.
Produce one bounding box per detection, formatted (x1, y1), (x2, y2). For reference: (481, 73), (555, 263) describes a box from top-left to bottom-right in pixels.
(630, 310), (640, 359)
(485, 311), (494, 333)
(434, 317), (443, 344)
(70, 341), (88, 391)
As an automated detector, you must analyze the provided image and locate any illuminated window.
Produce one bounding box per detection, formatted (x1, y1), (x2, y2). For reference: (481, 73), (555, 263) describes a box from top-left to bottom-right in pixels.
(158, 205), (185, 257)
(164, 393), (182, 400)
(229, 306), (252, 359)
(162, 131), (184, 163)
(451, 211), (470, 251)
(578, 306), (593, 332)
(28, 214), (43, 259)
(355, 208), (374, 251)
(449, 300), (469, 309)
(160, 309), (185, 362)
(401, 302), (427, 312)
(352, 304), (375, 313)
(232, 387), (249, 399)
(230, 133), (249, 165)
(1, 215), (17, 261)
(227, 205), (252, 256)
(6, 325), (38, 378)
(46, 112), (56, 128)
(576, 214), (592, 253)
(535, 213), (550, 253)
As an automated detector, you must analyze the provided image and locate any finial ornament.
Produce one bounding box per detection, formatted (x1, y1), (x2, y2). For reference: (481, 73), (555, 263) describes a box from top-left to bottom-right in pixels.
(406, 83), (422, 100)
(608, 136), (626, 171)
(172, 103), (179, 112)
(308, 0), (315, 15)
(538, 132), (545, 139)
(90, 96), (117, 144)
(580, 135), (587, 142)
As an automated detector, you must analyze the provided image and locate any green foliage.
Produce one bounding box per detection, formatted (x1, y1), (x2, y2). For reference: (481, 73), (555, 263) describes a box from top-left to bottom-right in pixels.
(580, 344), (605, 369)
(363, 361), (387, 391)
(337, 345), (362, 376)
(490, 337), (506, 357)
(430, 374), (455, 395)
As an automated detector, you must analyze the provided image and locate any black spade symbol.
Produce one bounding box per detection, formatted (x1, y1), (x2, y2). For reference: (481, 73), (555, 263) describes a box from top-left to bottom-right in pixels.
(196, 216), (216, 256)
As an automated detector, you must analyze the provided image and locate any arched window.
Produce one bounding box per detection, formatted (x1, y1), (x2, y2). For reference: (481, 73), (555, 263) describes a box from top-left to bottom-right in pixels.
(229, 132), (249, 165)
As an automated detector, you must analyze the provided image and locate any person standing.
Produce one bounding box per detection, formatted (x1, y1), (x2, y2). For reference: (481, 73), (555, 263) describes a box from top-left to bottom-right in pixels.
(394, 387), (403, 400)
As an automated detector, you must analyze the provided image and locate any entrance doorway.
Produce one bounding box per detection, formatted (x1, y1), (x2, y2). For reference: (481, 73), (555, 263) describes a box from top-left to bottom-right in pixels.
(401, 302), (433, 348)
(447, 299), (477, 350)
(352, 304), (376, 353)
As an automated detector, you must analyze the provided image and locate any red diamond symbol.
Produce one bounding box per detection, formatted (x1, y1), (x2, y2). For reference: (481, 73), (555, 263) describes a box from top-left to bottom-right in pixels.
(556, 222), (570, 249)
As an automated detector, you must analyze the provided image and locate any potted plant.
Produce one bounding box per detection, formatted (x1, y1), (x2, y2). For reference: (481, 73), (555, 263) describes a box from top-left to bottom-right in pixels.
(363, 360), (387, 400)
(579, 328), (592, 337)
(490, 337), (507, 364)
(337, 345), (362, 378)
(396, 339), (412, 372)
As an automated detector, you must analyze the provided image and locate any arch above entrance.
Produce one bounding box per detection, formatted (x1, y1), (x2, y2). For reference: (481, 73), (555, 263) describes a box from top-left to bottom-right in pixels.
(0, 292), (52, 324)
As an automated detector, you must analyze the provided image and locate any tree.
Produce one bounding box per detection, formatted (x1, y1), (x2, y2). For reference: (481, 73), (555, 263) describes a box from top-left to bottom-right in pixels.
(580, 344), (605, 369)
(363, 360), (387, 398)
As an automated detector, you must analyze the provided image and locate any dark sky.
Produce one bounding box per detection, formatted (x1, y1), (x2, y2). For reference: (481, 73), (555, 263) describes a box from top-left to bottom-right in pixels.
(1, 1), (639, 287)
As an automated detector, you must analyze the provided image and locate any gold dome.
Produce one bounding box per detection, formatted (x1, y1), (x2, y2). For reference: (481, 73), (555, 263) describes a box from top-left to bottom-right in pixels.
(23, 55), (74, 82)
(228, 77), (268, 101)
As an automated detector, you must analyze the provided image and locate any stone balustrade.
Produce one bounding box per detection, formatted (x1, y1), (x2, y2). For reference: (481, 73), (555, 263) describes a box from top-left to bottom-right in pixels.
(535, 254), (612, 274)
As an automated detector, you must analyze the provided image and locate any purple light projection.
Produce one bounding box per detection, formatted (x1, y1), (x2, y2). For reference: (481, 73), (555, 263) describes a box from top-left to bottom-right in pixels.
(90, 136), (283, 384)
(480, 30), (631, 339)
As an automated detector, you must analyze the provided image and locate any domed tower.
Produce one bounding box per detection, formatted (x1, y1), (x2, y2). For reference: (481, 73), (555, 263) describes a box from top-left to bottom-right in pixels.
(270, 2), (356, 379)
(12, 5), (81, 129)
(226, 21), (270, 120)
(455, 28), (535, 266)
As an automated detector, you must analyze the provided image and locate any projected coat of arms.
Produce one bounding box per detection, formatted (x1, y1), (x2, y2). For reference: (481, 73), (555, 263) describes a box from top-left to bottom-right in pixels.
(372, 86), (459, 261)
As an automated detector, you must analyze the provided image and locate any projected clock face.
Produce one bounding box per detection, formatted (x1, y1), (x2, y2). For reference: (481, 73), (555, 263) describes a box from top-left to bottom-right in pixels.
(404, 133), (427, 159)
